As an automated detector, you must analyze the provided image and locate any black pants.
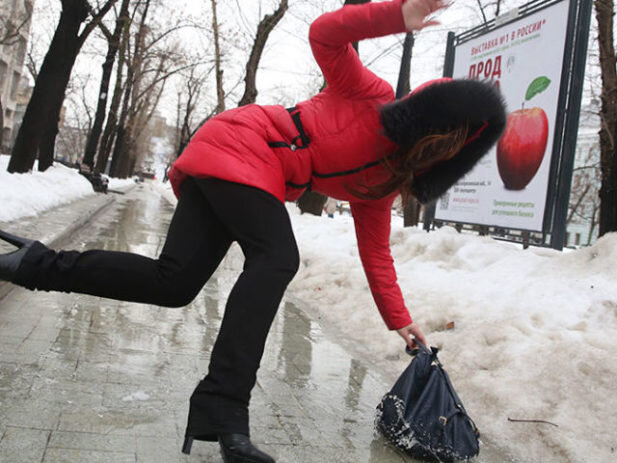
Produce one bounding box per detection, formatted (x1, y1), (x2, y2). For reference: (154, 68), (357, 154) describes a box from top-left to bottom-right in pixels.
(15, 177), (300, 437)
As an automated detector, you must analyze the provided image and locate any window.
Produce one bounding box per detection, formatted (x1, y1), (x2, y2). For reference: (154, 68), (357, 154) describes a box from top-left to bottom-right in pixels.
(0, 60), (7, 90)
(16, 37), (26, 66)
(10, 70), (19, 99)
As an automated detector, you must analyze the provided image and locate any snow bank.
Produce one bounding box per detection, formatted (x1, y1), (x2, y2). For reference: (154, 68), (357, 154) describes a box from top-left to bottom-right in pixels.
(0, 154), (134, 223)
(287, 206), (617, 463)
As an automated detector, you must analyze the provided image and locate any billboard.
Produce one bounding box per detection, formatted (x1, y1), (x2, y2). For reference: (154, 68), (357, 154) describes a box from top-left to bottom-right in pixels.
(434, 0), (571, 232)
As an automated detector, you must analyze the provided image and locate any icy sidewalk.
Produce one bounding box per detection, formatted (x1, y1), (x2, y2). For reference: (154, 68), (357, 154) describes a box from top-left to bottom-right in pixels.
(0, 183), (420, 462)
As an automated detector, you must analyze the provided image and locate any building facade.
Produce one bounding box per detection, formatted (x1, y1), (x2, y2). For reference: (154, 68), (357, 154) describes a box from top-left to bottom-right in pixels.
(565, 101), (600, 247)
(0, 0), (34, 152)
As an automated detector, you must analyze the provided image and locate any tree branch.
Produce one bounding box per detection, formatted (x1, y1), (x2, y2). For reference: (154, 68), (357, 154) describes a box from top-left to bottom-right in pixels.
(78, 0), (119, 47)
(238, 0), (289, 107)
(86, 1), (114, 39)
(507, 417), (559, 427)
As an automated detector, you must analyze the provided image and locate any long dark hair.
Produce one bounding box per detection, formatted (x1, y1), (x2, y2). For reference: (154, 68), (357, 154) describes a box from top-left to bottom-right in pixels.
(348, 125), (469, 204)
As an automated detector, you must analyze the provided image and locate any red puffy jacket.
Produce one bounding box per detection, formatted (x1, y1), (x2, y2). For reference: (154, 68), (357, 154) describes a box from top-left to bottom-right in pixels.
(169, 0), (412, 330)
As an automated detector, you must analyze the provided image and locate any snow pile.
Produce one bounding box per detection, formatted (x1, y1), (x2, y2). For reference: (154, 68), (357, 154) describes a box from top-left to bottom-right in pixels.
(0, 154), (134, 223)
(287, 207), (617, 463)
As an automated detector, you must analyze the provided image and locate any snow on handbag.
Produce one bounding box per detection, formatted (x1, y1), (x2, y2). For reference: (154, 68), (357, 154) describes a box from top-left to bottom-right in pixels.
(376, 341), (480, 462)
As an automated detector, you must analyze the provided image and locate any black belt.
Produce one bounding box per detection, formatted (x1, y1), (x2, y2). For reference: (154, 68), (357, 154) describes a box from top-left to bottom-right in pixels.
(267, 106), (310, 151)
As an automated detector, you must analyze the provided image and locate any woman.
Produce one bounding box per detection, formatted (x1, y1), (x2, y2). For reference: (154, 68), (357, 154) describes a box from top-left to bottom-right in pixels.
(0, 1), (506, 462)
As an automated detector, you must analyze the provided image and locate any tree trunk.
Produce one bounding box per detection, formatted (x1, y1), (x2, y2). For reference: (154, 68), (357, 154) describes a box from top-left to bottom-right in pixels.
(395, 32), (422, 227)
(108, 68), (136, 179)
(8, 0), (88, 173)
(37, 96), (63, 171)
(211, 0), (225, 114)
(237, 0), (288, 107)
(403, 200), (421, 227)
(297, 191), (328, 215)
(109, 124), (126, 176)
(95, 5), (130, 175)
(595, 0), (617, 235)
(588, 203), (598, 245)
(83, 0), (130, 169)
(114, 129), (131, 177)
(109, 0), (150, 178)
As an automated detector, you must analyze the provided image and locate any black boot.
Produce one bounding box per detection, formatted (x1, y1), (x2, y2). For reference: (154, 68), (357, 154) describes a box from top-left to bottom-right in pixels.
(0, 230), (35, 282)
(181, 433), (275, 462)
(218, 434), (275, 463)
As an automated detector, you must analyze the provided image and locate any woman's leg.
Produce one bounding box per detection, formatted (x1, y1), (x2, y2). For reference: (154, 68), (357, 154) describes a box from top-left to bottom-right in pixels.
(11, 178), (232, 307)
(184, 179), (299, 442)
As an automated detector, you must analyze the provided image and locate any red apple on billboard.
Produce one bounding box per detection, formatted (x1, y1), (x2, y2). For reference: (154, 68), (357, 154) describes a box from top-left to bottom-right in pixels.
(496, 77), (551, 190)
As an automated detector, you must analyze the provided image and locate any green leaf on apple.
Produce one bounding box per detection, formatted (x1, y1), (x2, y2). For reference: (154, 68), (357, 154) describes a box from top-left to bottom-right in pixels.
(525, 77), (551, 101)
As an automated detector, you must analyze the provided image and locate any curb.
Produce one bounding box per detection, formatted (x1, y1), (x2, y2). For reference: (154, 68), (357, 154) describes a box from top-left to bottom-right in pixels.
(0, 189), (126, 302)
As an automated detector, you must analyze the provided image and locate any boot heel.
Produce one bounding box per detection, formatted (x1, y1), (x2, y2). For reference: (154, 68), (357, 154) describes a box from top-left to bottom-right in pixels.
(0, 230), (33, 248)
(182, 436), (194, 455)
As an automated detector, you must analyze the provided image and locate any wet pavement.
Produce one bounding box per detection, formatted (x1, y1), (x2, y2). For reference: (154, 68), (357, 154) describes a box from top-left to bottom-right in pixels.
(0, 183), (421, 463)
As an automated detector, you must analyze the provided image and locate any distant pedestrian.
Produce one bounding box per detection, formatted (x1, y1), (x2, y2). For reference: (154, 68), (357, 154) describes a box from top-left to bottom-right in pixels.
(0, 1), (505, 462)
(324, 197), (337, 218)
(163, 163), (170, 183)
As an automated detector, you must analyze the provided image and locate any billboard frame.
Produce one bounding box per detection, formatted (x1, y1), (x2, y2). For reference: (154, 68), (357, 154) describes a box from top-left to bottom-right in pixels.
(422, 0), (593, 250)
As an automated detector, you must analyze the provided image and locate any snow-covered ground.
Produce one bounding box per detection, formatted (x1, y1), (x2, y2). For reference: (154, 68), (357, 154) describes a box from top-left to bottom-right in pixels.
(1, 155), (616, 463)
(0, 155), (134, 223)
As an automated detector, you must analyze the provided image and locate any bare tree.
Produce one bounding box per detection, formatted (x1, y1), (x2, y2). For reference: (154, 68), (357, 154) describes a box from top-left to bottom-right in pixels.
(7, 0), (118, 173)
(211, 0), (225, 114)
(475, 0), (503, 27)
(56, 76), (95, 164)
(174, 65), (214, 158)
(594, 0), (617, 235)
(94, 0), (133, 174)
(107, 0), (154, 177)
(106, 0), (192, 178)
(396, 32), (423, 227)
(173, 0), (289, 162)
(170, 0), (227, 162)
(81, 0), (131, 169)
(237, 0), (289, 107)
(173, 72), (244, 162)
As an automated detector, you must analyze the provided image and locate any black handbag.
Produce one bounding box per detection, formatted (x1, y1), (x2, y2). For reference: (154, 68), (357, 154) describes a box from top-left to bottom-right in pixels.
(376, 341), (480, 462)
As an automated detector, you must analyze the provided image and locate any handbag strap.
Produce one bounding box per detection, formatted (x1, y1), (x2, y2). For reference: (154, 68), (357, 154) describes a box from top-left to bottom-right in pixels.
(407, 339), (439, 359)
(409, 339), (481, 436)
(436, 362), (481, 436)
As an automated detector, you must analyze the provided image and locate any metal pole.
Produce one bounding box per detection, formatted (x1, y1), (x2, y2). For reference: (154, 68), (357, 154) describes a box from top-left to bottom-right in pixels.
(549, 0), (593, 249)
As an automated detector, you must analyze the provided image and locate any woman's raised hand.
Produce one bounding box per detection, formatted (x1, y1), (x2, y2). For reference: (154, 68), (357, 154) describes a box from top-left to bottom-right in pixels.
(402, 0), (450, 32)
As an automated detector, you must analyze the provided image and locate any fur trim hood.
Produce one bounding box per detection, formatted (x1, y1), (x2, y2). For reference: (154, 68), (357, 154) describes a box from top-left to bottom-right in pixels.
(380, 79), (507, 204)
